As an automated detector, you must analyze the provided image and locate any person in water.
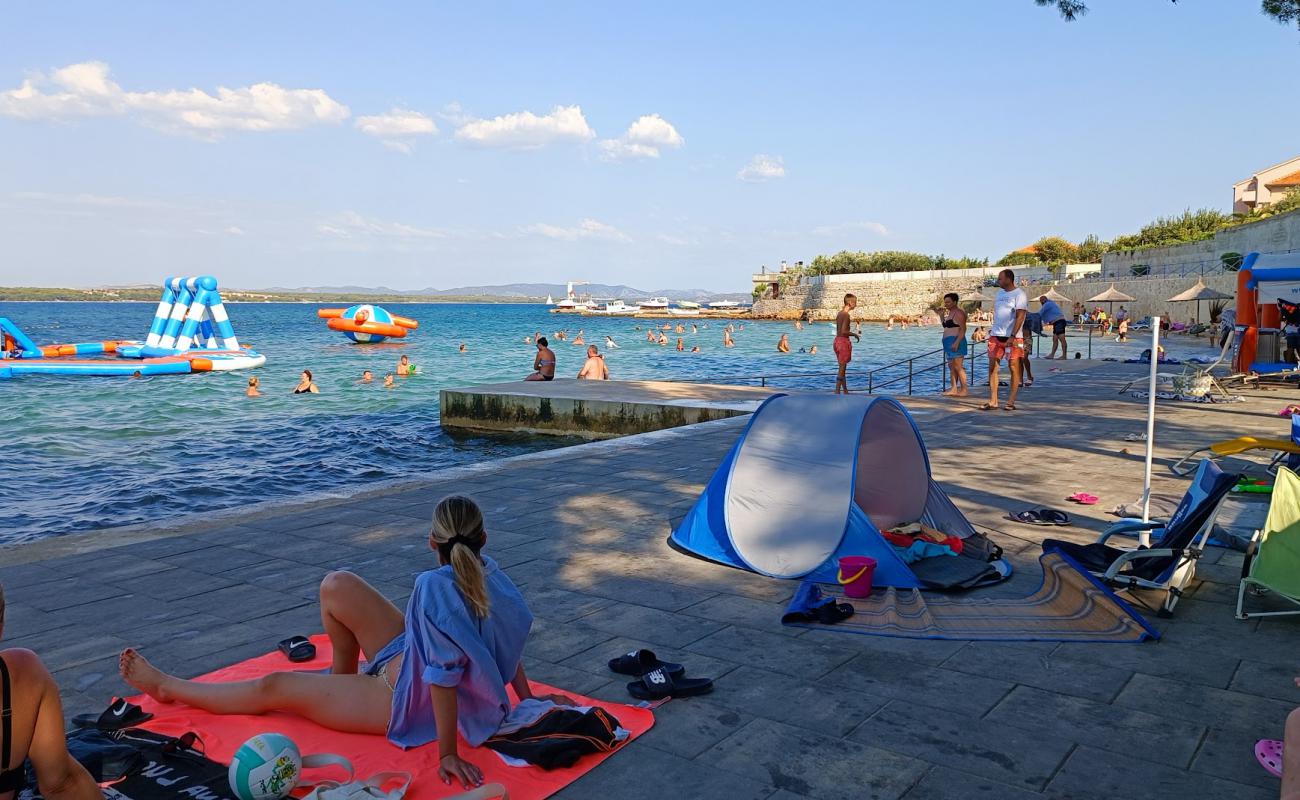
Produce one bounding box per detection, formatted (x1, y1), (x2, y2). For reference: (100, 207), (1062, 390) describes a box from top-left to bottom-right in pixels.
(604, 335), (618, 349)
(384, 373), (396, 388)
(646, 330), (656, 343)
(572, 330), (585, 346)
(576, 345), (609, 380)
(657, 332), (668, 346)
(834, 294), (860, 394)
(119, 496), (569, 791)
(940, 292), (969, 398)
(809, 344), (818, 355)
(777, 334), (790, 353)
(525, 337), (556, 381)
(723, 329), (735, 347)
(459, 343), (467, 353)
(691, 345), (701, 353)
(676, 338), (685, 351)
(397, 355), (416, 376)
(0, 586), (102, 800)
(246, 376), (261, 397)
(361, 370), (374, 384)
(294, 370), (320, 394)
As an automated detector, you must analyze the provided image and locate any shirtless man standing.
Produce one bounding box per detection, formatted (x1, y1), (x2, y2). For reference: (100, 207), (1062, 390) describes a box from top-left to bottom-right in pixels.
(834, 294), (860, 394)
(525, 337), (556, 381)
(576, 345), (609, 380)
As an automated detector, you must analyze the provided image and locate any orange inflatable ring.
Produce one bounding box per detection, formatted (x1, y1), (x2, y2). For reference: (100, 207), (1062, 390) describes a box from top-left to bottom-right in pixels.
(326, 318), (408, 338)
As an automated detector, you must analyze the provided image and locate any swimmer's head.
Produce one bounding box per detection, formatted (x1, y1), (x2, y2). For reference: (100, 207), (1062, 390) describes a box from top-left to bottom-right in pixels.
(587, 345), (598, 356)
(248, 376), (259, 387)
(537, 337), (548, 347)
(362, 370), (372, 379)
(302, 370), (313, 382)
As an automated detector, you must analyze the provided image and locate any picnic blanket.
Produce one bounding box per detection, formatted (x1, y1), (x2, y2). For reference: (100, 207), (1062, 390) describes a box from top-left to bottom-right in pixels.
(129, 635), (653, 800)
(783, 551), (1158, 643)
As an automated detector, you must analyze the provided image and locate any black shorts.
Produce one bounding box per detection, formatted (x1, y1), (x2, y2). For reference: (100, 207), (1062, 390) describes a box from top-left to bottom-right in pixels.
(1052, 319), (1067, 335)
(543, 374), (554, 381)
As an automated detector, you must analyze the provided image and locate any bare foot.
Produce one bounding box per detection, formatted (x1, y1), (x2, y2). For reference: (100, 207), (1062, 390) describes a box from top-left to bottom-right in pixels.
(119, 648), (175, 703)
(952, 390), (968, 397)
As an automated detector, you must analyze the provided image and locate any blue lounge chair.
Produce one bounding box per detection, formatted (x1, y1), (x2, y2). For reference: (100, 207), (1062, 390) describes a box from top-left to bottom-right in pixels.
(1043, 460), (1238, 617)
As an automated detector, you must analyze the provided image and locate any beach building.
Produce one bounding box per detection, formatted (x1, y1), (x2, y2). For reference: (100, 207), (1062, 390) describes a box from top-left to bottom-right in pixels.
(1233, 155), (1300, 214)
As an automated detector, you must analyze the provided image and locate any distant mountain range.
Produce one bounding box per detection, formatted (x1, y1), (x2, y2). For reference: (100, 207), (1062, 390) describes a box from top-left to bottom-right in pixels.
(260, 283), (750, 303)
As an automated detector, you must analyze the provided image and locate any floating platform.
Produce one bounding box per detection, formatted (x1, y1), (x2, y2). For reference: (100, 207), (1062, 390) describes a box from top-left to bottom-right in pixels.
(440, 379), (780, 438)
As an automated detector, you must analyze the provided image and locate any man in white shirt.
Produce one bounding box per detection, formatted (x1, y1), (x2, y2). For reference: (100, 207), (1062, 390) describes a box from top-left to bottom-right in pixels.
(984, 269), (1027, 410)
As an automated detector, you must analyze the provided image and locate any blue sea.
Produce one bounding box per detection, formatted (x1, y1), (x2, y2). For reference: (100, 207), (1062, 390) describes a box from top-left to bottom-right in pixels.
(0, 301), (1153, 544)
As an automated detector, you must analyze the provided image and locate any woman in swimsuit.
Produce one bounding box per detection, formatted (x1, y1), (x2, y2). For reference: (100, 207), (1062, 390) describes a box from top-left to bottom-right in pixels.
(119, 496), (567, 791)
(293, 370), (319, 394)
(940, 293), (969, 397)
(246, 376), (261, 397)
(0, 587), (100, 800)
(524, 338), (556, 382)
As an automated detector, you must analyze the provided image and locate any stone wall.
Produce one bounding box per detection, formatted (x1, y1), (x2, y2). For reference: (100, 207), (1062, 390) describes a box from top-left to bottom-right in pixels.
(1102, 208), (1300, 278)
(979, 273), (1238, 324)
(752, 274), (991, 321)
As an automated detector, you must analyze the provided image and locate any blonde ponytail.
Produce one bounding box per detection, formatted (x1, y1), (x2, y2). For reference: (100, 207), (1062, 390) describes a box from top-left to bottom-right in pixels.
(432, 495), (490, 618)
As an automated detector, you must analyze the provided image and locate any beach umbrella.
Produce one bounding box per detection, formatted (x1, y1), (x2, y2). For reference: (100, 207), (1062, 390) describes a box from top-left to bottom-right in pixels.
(1166, 279), (1233, 325)
(1087, 283), (1136, 317)
(1041, 287), (1071, 304)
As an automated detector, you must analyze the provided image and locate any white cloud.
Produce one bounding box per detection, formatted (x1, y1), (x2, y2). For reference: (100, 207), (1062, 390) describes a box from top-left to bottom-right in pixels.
(812, 221), (889, 237)
(454, 104), (595, 149)
(0, 61), (349, 137)
(318, 211), (445, 239)
(598, 113), (684, 160)
(524, 218), (630, 243)
(737, 154), (786, 182)
(355, 108), (437, 153)
(11, 190), (166, 209)
(225, 226), (246, 236)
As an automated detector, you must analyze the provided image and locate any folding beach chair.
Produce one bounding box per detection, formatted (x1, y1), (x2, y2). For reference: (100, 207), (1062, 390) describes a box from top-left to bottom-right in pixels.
(1043, 459), (1238, 617)
(1237, 467), (1300, 619)
(1170, 414), (1300, 477)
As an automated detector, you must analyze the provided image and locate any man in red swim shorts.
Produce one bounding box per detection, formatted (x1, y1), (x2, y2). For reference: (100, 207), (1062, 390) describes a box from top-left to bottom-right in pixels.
(984, 269), (1028, 411)
(834, 293), (860, 394)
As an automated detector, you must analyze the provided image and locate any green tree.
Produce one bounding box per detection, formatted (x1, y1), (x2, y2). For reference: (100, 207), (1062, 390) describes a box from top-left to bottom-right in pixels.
(1075, 234), (1109, 263)
(1030, 236), (1079, 264)
(1037, 0), (1300, 31)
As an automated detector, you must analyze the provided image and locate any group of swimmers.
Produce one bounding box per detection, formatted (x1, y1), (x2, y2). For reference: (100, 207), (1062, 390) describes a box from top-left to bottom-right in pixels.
(246, 356), (419, 397)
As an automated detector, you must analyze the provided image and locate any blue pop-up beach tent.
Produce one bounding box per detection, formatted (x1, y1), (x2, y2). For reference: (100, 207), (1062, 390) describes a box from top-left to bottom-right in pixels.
(670, 393), (985, 587)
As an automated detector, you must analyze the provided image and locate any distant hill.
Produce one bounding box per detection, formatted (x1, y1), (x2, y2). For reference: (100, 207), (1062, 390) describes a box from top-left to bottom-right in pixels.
(264, 283), (749, 303)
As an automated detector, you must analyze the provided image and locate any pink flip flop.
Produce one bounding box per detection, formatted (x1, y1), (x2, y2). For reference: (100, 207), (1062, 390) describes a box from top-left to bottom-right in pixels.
(1067, 493), (1099, 505)
(1257, 738), (1283, 777)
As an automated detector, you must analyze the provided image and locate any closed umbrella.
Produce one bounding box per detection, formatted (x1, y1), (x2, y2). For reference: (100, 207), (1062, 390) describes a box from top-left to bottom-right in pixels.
(1166, 279), (1233, 325)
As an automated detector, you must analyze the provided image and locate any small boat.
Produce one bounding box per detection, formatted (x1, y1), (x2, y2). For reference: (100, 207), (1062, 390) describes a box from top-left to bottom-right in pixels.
(638, 297), (671, 310)
(588, 300), (638, 315)
(708, 300), (741, 309)
(671, 306), (701, 316)
(677, 301), (702, 309)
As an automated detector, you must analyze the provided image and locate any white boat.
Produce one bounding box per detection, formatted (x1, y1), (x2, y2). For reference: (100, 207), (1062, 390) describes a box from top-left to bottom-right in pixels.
(552, 280), (592, 311)
(708, 300), (741, 309)
(638, 296), (671, 310)
(677, 301), (701, 309)
(671, 306), (701, 316)
(588, 300), (638, 314)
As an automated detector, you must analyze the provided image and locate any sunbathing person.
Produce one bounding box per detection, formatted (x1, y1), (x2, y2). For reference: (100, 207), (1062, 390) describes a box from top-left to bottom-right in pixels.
(119, 496), (569, 790)
(0, 586), (102, 800)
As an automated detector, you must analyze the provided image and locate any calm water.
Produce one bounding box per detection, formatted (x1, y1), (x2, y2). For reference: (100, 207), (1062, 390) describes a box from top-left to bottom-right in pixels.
(0, 301), (1166, 543)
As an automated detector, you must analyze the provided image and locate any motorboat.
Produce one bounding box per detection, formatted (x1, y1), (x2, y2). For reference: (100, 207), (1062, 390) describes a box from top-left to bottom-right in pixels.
(588, 300), (638, 314)
(638, 296), (671, 310)
(708, 300), (741, 309)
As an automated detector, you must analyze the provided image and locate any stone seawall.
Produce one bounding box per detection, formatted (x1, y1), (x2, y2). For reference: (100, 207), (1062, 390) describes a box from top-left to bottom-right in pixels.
(979, 273), (1238, 324)
(1102, 208), (1300, 277)
(752, 274), (989, 320)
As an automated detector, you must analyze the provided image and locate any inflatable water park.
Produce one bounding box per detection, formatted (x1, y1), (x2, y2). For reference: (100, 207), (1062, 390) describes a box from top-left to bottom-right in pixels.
(1234, 251), (1300, 375)
(317, 304), (418, 343)
(0, 276), (265, 378)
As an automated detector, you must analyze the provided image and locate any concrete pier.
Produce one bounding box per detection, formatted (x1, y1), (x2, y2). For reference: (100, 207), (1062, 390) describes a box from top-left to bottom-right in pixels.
(440, 378), (778, 438)
(3, 361), (1297, 798)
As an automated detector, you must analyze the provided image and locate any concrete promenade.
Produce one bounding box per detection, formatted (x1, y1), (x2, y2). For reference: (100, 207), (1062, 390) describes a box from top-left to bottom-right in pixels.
(3, 361), (1299, 798)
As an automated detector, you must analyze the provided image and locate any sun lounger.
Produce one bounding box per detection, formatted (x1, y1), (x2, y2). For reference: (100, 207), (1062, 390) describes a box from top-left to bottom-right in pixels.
(1042, 460), (1237, 617)
(1237, 467), (1300, 619)
(1171, 415), (1300, 477)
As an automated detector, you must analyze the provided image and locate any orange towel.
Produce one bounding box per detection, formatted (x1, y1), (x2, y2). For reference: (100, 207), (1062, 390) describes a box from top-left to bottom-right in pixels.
(129, 635), (653, 800)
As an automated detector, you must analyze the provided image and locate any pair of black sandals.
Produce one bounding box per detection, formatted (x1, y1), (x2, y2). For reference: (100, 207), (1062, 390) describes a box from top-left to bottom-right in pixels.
(607, 649), (714, 701)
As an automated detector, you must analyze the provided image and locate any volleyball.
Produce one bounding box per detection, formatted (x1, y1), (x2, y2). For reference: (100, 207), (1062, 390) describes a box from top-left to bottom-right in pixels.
(228, 733), (302, 800)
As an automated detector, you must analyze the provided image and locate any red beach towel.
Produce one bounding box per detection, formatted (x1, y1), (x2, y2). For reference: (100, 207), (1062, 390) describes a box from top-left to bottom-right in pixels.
(129, 635), (653, 800)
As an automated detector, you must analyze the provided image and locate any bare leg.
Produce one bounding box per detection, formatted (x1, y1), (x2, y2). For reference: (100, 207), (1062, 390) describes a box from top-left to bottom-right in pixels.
(119, 649), (394, 735)
(319, 571), (405, 674)
(836, 364), (847, 394)
(1007, 358), (1022, 407)
(987, 358), (1000, 406)
(1284, 706), (1300, 799)
(952, 358), (967, 396)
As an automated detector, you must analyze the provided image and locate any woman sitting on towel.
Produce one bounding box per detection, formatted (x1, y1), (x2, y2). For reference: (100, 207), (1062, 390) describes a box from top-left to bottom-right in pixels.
(119, 495), (568, 790)
(0, 586), (101, 800)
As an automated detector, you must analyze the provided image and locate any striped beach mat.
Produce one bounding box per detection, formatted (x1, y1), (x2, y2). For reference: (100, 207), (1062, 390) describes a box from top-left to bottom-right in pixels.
(784, 550), (1159, 643)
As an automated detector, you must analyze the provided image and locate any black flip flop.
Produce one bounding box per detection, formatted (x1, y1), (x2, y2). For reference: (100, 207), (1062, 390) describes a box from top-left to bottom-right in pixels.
(277, 635), (317, 663)
(816, 601), (855, 624)
(1038, 508), (1071, 526)
(1011, 510), (1051, 526)
(607, 649), (685, 678)
(72, 697), (154, 730)
(627, 667), (713, 701)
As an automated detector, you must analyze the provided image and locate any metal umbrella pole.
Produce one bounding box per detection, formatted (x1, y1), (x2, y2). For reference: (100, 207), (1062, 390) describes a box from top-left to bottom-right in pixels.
(1139, 316), (1161, 546)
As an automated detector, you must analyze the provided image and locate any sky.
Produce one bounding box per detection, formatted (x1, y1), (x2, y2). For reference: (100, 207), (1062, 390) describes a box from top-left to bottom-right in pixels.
(1, 2), (1298, 293)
